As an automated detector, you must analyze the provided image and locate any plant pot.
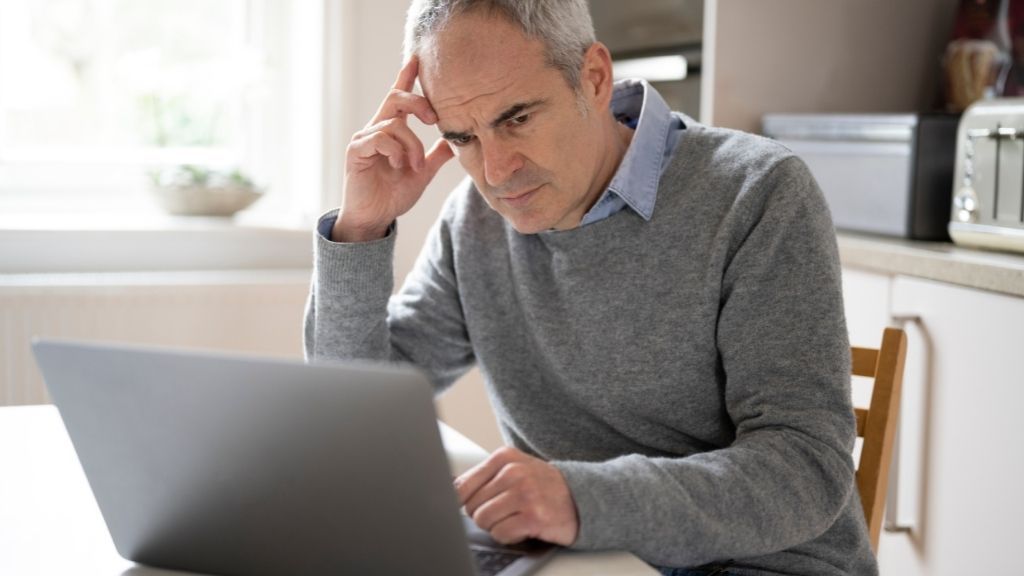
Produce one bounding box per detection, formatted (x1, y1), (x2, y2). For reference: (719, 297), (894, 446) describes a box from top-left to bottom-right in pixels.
(152, 184), (262, 217)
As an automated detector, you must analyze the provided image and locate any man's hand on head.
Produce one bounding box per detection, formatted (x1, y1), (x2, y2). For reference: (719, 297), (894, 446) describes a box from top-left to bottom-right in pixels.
(334, 56), (454, 243)
(455, 446), (579, 547)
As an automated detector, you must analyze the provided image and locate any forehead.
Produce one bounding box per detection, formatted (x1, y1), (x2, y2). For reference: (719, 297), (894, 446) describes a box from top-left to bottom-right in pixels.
(418, 12), (566, 123)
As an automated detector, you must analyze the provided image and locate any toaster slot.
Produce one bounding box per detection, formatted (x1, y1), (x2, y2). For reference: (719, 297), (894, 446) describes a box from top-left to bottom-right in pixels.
(996, 128), (1024, 223)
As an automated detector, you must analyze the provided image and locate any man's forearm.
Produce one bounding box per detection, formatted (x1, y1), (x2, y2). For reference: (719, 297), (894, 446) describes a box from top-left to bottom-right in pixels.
(305, 202), (476, 393)
(305, 209), (396, 363)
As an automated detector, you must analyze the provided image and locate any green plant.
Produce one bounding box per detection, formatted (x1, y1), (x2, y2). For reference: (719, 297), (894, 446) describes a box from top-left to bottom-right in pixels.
(149, 165), (258, 191)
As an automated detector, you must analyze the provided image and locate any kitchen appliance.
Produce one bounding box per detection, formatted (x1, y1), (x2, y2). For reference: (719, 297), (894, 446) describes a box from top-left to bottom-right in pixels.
(949, 98), (1024, 253)
(763, 114), (959, 240)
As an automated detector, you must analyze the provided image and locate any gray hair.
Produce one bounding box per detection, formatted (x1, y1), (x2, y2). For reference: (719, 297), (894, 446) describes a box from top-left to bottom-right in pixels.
(404, 0), (596, 91)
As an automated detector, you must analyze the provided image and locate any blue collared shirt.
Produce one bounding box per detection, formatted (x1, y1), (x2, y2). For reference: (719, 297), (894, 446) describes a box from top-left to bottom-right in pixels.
(579, 79), (686, 226)
(319, 79), (685, 239)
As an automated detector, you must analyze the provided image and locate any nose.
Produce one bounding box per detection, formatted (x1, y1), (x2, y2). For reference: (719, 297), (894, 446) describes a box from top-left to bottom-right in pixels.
(481, 138), (524, 189)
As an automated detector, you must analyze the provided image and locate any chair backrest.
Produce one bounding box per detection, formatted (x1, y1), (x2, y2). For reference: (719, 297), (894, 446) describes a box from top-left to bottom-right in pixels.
(851, 327), (908, 552)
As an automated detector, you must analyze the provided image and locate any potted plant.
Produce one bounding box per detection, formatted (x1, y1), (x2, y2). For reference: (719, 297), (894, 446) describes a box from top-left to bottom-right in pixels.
(150, 165), (263, 217)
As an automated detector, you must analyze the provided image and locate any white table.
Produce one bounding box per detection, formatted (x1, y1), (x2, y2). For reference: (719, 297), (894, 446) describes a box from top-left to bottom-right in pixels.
(0, 405), (655, 575)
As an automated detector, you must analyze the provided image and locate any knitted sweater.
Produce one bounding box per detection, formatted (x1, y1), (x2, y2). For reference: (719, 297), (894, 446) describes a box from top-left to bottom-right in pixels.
(304, 121), (878, 575)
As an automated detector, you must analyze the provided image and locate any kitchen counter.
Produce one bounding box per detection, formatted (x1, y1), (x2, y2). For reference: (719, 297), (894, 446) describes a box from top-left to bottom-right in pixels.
(837, 232), (1024, 299)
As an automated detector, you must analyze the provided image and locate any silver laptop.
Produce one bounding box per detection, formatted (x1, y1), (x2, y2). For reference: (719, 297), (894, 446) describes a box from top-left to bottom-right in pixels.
(32, 339), (556, 576)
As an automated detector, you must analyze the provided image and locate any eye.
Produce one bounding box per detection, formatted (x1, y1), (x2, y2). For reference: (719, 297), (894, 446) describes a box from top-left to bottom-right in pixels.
(449, 134), (476, 147)
(508, 114), (530, 127)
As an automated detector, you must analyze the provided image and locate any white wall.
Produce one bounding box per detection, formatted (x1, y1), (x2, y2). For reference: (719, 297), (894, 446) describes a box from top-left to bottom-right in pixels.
(1, 272), (310, 406)
(332, 1), (503, 450)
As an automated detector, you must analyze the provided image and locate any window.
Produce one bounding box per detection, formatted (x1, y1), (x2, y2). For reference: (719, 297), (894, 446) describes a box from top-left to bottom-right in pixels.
(0, 0), (323, 223)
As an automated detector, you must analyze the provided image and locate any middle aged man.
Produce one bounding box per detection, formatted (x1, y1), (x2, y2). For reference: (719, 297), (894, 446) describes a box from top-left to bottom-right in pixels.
(304, 1), (876, 574)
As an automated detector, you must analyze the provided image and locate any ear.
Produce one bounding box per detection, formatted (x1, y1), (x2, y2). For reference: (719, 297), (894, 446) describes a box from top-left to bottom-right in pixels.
(580, 42), (615, 110)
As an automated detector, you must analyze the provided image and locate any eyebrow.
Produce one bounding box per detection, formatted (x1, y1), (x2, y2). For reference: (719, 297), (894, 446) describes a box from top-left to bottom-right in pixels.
(441, 99), (547, 141)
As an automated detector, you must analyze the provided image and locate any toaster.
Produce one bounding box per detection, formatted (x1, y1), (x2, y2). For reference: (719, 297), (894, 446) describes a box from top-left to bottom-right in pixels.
(949, 98), (1024, 253)
(763, 113), (959, 240)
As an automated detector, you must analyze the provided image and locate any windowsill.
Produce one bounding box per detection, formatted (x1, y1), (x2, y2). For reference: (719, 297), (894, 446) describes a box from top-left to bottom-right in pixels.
(0, 211), (316, 274)
(0, 207), (316, 231)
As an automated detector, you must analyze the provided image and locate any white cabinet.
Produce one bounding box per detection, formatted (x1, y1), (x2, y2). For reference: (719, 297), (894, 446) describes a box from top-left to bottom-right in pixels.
(842, 268), (893, 411)
(842, 267), (1024, 575)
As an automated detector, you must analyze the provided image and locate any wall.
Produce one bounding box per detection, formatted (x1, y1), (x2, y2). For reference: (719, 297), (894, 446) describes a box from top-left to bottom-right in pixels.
(704, 0), (961, 133)
(1, 272), (310, 405)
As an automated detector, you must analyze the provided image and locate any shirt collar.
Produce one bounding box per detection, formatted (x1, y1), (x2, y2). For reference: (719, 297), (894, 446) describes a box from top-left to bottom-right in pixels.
(604, 79), (676, 221)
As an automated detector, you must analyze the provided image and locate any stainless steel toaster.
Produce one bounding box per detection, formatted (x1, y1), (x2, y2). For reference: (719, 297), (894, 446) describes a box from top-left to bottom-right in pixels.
(950, 99), (1024, 253)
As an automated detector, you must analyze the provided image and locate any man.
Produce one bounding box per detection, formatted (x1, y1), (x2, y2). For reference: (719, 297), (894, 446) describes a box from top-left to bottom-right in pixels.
(304, 1), (877, 574)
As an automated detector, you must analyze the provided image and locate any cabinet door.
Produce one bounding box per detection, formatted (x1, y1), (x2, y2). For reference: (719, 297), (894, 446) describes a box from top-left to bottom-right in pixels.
(842, 267), (923, 575)
(888, 276), (1024, 576)
(842, 267), (893, 344)
(841, 267), (893, 410)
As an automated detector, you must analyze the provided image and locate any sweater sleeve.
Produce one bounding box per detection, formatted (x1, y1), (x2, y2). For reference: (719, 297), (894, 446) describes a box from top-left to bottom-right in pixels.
(552, 157), (856, 567)
(303, 206), (475, 392)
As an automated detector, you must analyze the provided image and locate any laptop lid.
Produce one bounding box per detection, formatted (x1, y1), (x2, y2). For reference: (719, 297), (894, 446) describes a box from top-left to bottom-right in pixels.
(32, 339), (478, 576)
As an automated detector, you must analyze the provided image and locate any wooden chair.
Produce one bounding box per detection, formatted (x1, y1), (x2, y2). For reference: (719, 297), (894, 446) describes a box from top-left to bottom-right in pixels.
(851, 326), (908, 552)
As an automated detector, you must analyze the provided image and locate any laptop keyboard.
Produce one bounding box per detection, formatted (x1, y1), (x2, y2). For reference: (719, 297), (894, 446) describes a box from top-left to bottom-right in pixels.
(471, 546), (524, 576)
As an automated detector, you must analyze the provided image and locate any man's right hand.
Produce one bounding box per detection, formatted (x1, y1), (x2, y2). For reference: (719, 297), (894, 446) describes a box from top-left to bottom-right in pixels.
(333, 57), (455, 243)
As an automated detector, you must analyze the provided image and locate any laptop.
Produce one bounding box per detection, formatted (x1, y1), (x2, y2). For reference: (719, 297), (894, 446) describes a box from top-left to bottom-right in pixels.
(32, 339), (557, 576)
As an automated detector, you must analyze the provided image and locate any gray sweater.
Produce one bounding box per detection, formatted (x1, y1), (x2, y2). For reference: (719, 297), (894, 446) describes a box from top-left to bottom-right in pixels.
(304, 121), (877, 575)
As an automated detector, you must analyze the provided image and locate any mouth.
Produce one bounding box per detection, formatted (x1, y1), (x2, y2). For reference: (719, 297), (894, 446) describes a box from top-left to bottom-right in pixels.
(498, 185), (543, 208)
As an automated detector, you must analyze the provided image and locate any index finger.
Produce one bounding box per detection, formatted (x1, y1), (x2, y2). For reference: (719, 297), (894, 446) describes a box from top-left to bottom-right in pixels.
(454, 451), (508, 505)
(393, 56), (420, 93)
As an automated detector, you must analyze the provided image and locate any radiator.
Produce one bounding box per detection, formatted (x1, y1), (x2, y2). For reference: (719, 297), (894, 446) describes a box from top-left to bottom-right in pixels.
(0, 270), (312, 406)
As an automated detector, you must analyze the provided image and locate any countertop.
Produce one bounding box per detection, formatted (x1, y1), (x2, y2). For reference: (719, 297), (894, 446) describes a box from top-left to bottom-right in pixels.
(836, 232), (1024, 298)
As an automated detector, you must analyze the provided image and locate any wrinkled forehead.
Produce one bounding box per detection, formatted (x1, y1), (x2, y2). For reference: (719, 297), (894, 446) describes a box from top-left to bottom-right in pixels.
(417, 12), (556, 118)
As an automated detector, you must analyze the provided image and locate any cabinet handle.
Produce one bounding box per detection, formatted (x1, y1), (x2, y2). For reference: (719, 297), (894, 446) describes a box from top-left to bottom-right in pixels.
(884, 314), (924, 534)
